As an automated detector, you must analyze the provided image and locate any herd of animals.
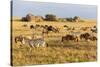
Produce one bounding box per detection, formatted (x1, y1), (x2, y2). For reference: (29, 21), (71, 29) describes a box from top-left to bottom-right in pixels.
(14, 23), (97, 48)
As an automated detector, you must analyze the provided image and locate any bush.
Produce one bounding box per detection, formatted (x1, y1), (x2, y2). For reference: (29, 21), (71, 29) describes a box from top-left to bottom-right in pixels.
(66, 17), (73, 22)
(45, 14), (57, 21)
(26, 14), (34, 21)
(73, 16), (80, 22)
(21, 17), (28, 21)
(57, 18), (67, 22)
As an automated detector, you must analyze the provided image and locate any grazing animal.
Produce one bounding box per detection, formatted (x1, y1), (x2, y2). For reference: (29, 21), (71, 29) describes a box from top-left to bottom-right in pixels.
(15, 35), (48, 47)
(61, 34), (78, 42)
(91, 28), (97, 33)
(44, 25), (48, 28)
(15, 35), (34, 44)
(67, 27), (72, 30)
(22, 24), (28, 27)
(72, 27), (75, 30)
(46, 26), (59, 33)
(40, 25), (45, 28)
(80, 33), (90, 40)
(88, 36), (97, 41)
(42, 28), (49, 35)
(63, 25), (68, 28)
(93, 26), (97, 28)
(42, 26), (59, 35)
(22, 37), (48, 47)
(15, 35), (24, 44)
(80, 27), (89, 31)
(54, 26), (60, 32)
(30, 25), (35, 29)
(35, 24), (40, 28)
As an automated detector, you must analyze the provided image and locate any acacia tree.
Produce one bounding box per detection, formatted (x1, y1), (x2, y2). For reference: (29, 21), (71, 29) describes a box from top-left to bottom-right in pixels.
(25, 13), (34, 21)
(45, 14), (57, 21)
(21, 13), (34, 22)
(66, 17), (73, 22)
(73, 16), (80, 22)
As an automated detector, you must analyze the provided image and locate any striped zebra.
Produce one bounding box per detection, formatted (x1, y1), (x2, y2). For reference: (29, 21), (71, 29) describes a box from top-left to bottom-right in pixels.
(23, 37), (48, 47)
(15, 35), (48, 47)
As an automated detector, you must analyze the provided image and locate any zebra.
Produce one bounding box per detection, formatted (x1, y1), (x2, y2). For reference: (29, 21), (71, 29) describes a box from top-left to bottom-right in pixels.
(15, 35), (48, 47)
(22, 37), (48, 47)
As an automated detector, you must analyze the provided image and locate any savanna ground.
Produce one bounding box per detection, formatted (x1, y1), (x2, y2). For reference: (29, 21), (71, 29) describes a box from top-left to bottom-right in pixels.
(11, 17), (97, 66)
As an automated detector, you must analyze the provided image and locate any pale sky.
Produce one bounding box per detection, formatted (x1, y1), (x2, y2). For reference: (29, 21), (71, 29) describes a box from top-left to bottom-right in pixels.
(12, 0), (97, 19)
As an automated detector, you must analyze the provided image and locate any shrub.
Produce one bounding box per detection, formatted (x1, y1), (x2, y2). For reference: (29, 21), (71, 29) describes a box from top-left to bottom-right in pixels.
(45, 14), (57, 21)
(66, 17), (73, 22)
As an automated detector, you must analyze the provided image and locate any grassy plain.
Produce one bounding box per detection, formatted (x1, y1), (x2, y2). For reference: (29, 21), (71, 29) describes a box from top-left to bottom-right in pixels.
(11, 17), (97, 66)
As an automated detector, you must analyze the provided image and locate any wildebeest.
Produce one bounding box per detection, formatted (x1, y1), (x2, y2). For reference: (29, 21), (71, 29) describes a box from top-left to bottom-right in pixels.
(35, 24), (40, 28)
(46, 26), (59, 33)
(30, 25), (35, 29)
(15, 35), (24, 44)
(63, 25), (68, 28)
(30, 24), (42, 30)
(42, 25), (59, 35)
(80, 33), (90, 40)
(15, 34), (34, 44)
(80, 27), (89, 31)
(80, 32), (97, 41)
(40, 25), (45, 28)
(22, 24), (28, 27)
(88, 36), (97, 41)
(42, 28), (49, 35)
(91, 28), (97, 33)
(93, 25), (97, 28)
(61, 34), (79, 42)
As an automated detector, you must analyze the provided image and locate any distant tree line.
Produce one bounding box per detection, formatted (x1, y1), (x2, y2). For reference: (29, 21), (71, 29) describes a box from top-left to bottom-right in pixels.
(21, 13), (84, 22)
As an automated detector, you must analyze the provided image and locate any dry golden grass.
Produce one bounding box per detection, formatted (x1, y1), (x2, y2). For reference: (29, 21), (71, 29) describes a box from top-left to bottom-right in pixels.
(11, 17), (97, 66)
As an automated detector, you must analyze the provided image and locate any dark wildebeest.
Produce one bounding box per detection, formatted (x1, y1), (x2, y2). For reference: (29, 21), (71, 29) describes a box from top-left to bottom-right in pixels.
(44, 25), (48, 28)
(61, 34), (79, 42)
(15, 35), (24, 44)
(30, 25), (35, 29)
(63, 25), (68, 28)
(42, 25), (59, 35)
(47, 26), (59, 33)
(35, 24), (40, 28)
(80, 33), (90, 40)
(91, 28), (97, 33)
(15, 35), (34, 44)
(93, 26), (96, 28)
(40, 25), (45, 28)
(22, 24), (28, 27)
(80, 27), (89, 31)
(88, 36), (97, 41)
(42, 28), (49, 35)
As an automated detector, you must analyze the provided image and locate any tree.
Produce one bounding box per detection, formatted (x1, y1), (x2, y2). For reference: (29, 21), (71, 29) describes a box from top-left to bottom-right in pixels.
(25, 13), (34, 21)
(45, 14), (57, 21)
(21, 17), (27, 21)
(66, 17), (73, 22)
(73, 16), (80, 22)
